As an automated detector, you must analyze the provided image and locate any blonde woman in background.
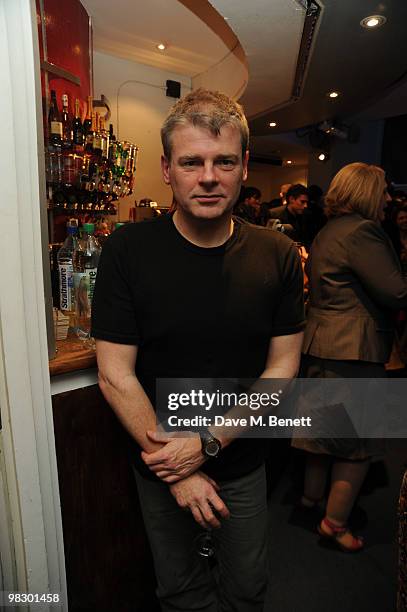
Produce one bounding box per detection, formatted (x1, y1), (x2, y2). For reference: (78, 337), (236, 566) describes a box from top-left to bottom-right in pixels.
(293, 162), (407, 551)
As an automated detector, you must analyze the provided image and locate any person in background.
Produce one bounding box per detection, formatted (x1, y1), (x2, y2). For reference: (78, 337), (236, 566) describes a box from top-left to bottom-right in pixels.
(267, 183), (292, 209)
(381, 187), (406, 242)
(268, 184), (309, 245)
(234, 185), (267, 225)
(386, 205), (407, 370)
(292, 162), (407, 552)
(92, 88), (305, 611)
(305, 184), (326, 245)
(390, 205), (407, 276)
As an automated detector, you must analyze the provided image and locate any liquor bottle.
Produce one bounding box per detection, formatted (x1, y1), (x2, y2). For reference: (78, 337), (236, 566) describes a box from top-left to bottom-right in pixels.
(84, 99), (94, 154)
(120, 142), (129, 175)
(92, 112), (102, 156)
(83, 96), (93, 138)
(87, 111), (96, 154)
(73, 223), (101, 339)
(48, 90), (62, 148)
(52, 184), (66, 210)
(61, 94), (72, 150)
(99, 116), (109, 160)
(115, 141), (123, 175)
(108, 124), (117, 163)
(80, 223), (101, 296)
(57, 222), (80, 323)
(72, 98), (84, 152)
(88, 161), (99, 191)
(104, 167), (114, 193)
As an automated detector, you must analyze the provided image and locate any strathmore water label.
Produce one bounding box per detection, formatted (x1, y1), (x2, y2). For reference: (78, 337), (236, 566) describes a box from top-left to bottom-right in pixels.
(87, 268), (98, 303)
(73, 271), (89, 309)
(59, 263), (73, 312)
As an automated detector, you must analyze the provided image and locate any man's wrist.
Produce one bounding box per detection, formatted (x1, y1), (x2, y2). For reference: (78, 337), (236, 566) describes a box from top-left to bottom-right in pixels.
(208, 428), (231, 450)
(200, 428), (222, 458)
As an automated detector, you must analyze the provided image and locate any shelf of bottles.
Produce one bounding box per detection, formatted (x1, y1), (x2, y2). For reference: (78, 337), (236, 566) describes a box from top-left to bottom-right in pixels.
(46, 91), (139, 216)
(46, 91), (137, 341)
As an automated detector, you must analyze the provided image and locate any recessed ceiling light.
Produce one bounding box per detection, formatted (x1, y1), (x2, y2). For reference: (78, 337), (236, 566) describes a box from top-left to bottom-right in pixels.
(328, 91), (339, 99)
(157, 43), (166, 51)
(360, 15), (387, 29)
(286, 160), (292, 165)
(269, 121), (277, 127)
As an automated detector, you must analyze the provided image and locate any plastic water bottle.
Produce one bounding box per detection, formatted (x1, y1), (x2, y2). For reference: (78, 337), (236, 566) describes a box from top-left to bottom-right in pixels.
(57, 223), (79, 324)
(73, 223), (101, 339)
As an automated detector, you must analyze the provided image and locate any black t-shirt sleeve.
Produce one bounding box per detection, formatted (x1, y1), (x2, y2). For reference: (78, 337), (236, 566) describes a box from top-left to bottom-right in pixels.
(91, 233), (140, 345)
(271, 243), (306, 336)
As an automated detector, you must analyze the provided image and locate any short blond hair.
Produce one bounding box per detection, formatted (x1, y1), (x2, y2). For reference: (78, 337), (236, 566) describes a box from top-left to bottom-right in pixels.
(161, 88), (249, 161)
(324, 162), (386, 220)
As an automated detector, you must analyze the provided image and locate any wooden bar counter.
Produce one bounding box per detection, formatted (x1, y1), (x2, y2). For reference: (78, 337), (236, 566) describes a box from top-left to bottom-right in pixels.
(50, 338), (159, 611)
(49, 336), (97, 377)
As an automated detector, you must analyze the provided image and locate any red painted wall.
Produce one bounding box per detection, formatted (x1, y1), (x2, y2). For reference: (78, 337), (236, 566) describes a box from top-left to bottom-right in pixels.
(36, 0), (92, 127)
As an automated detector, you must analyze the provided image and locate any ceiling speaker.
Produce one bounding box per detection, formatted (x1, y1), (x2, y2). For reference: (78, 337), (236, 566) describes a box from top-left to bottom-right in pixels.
(166, 80), (181, 98)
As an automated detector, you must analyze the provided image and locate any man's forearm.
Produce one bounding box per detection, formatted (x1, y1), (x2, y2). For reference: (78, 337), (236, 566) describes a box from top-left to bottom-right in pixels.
(208, 337), (302, 448)
(98, 372), (163, 453)
(138, 334), (304, 481)
(208, 367), (298, 449)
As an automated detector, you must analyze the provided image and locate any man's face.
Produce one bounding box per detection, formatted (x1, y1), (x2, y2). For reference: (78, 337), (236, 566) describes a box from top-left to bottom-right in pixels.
(397, 211), (407, 231)
(161, 124), (248, 221)
(245, 194), (261, 214)
(288, 194), (308, 215)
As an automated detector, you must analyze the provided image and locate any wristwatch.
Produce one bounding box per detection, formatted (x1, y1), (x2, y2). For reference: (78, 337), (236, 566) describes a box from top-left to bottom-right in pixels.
(200, 429), (221, 458)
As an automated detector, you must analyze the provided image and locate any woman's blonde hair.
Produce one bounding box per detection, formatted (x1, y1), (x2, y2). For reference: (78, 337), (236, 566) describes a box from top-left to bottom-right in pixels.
(324, 162), (386, 220)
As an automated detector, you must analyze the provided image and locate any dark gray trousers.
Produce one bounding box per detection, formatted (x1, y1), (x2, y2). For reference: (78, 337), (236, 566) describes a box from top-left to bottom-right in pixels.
(135, 464), (268, 612)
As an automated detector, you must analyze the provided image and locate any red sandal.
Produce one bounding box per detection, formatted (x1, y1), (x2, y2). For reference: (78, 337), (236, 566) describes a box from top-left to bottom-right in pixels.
(317, 517), (364, 553)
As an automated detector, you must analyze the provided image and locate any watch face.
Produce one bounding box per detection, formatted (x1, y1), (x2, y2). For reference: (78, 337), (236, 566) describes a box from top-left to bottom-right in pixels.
(205, 439), (220, 457)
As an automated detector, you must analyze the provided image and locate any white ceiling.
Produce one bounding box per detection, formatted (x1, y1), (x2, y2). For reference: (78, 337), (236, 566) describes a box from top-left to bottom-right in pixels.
(80, 0), (306, 116)
(79, 0), (407, 166)
(209, 0), (306, 117)
(79, 0), (310, 164)
(80, 0), (231, 76)
(251, 133), (310, 167)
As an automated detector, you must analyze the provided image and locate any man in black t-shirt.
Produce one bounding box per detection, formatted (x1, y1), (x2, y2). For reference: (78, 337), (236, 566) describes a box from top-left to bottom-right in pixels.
(92, 89), (305, 612)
